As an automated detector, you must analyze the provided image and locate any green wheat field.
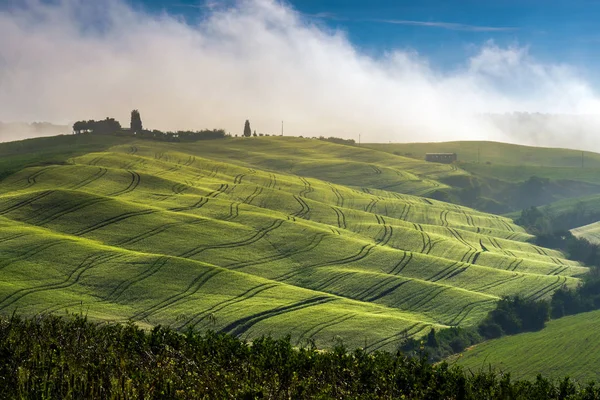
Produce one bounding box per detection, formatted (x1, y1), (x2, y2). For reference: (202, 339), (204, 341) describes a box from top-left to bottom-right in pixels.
(454, 309), (600, 382)
(0, 135), (588, 351)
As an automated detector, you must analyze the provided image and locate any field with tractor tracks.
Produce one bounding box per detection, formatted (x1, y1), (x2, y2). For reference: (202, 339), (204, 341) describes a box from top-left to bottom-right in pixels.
(0, 135), (586, 350)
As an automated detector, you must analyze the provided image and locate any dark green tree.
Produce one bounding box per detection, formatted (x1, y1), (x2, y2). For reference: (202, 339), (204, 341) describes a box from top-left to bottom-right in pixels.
(426, 328), (438, 347)
(95, 118), (121, 134)
(243, 120), (251, 137)
(131, 109), (143, 133)
(73, 118), (120, 135)
(72, 121), (86, 134)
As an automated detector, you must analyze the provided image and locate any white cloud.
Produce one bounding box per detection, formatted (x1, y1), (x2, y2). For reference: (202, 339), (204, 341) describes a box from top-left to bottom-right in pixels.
(0, 0), (599, 147)
(369, 19), (517, 32)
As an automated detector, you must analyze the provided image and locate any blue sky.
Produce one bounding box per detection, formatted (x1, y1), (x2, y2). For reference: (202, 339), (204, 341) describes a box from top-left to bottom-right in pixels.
(140, 0), (600, 79)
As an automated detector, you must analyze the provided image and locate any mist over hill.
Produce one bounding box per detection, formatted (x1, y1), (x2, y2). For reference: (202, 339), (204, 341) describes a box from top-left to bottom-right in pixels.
(1, 0), (600, 147)
(8, 113), (600, 154)
(484, 113), (600, 149)
(0, 122), (70, 143)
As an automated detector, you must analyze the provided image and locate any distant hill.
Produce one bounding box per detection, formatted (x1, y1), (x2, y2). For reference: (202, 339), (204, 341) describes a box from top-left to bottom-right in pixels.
(0, 135), (584, 351)
(454, 309), (600, 382)
(365, 140), (600, 169)
(503, 193), (600, 231)
(365, 141), (600, 214)
(0, 134), (126, 181)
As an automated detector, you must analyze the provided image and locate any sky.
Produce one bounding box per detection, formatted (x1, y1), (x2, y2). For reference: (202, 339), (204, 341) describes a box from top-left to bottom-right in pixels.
(160, 0), (600, 80)
(1, 0), (600, 146)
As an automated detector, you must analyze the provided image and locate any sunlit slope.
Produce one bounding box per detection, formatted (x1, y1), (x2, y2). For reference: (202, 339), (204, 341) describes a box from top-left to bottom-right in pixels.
(0, 218), (440, 351)
(165, 137), (470, 196)
(572, 222), (600, 245)
(0, 137), (586, 350)
(455, 309), (600, 382)
(0, 134), (128, 181)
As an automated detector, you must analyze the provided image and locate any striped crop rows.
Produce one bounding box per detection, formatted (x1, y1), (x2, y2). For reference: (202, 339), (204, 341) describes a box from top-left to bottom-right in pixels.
(0, 142), (586, 351)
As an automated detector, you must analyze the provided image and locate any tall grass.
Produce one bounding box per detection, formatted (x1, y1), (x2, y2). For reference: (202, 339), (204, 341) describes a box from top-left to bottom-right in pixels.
(1, 313), (599, 399)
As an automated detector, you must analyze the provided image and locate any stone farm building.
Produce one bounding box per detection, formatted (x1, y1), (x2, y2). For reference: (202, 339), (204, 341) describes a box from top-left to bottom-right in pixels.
(425, 153), (457, 164)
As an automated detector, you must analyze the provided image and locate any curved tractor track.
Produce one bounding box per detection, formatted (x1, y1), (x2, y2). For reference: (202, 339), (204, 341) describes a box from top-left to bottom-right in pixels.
(177, 282), (280, 330)
(0, 253), (123, 311)
(0, 190), (55, 216)
(275, 243), (377, 282)
(224, 232), (327, 271)
(107, 171), (141, 197)
(73, 209), (158, 236)
(222, 296), (335, 338)
(0, 240), (65, 271)
(70, 167), (108, 190)
(131, 268), (223, 322)
(331, 207), (347, 229)
(178, 219), (285, 259)
(291, 196), (310, 219)
(295, 313), (356, 346)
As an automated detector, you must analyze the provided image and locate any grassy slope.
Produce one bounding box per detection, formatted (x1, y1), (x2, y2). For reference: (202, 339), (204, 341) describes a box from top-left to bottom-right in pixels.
(460, 164), (600, 185)
(0, 134), (129, 181)
(502, 193), (600, 239)
(0, 136), (586, 350)
(185, 137), (469, 196)
(505, 192), (600, 217)
(572, 222), (600, 245)
(365, 141), (600, 168)
(366, 141), (600, 185)
(454, 309), (600, 382)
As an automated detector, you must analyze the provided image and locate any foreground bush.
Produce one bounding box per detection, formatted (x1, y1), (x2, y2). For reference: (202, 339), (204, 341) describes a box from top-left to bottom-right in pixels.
(1, 314), (599, 399)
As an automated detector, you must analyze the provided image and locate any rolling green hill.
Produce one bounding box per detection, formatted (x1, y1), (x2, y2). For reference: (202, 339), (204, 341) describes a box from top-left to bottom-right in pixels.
(0, 134), (128, 181)
(459, 164), (600, 186)
(366, 141), (600, 185)
(454, 309), (600, 382)
(0, 135), (586, 350)
(366, 141), (600, 216)
(366, 141), (600, 169)
(175, 137), (470, 196)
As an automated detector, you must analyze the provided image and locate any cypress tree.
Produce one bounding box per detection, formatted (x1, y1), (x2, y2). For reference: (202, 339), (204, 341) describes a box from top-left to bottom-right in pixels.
(243, 120), (251, 137)
(131, 110), (143, 133)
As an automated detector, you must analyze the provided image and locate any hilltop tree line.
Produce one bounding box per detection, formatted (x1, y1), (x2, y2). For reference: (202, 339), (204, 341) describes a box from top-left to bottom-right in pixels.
(1, 313), (599, 399)
(71, 114), (358, 145)
(72, 118), (121, 135)
(72, 110), (228, 142)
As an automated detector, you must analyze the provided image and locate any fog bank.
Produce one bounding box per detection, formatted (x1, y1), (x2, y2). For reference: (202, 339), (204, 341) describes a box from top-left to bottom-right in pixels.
(0, 122), (69, 143)
(1, 0), (599, 147)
